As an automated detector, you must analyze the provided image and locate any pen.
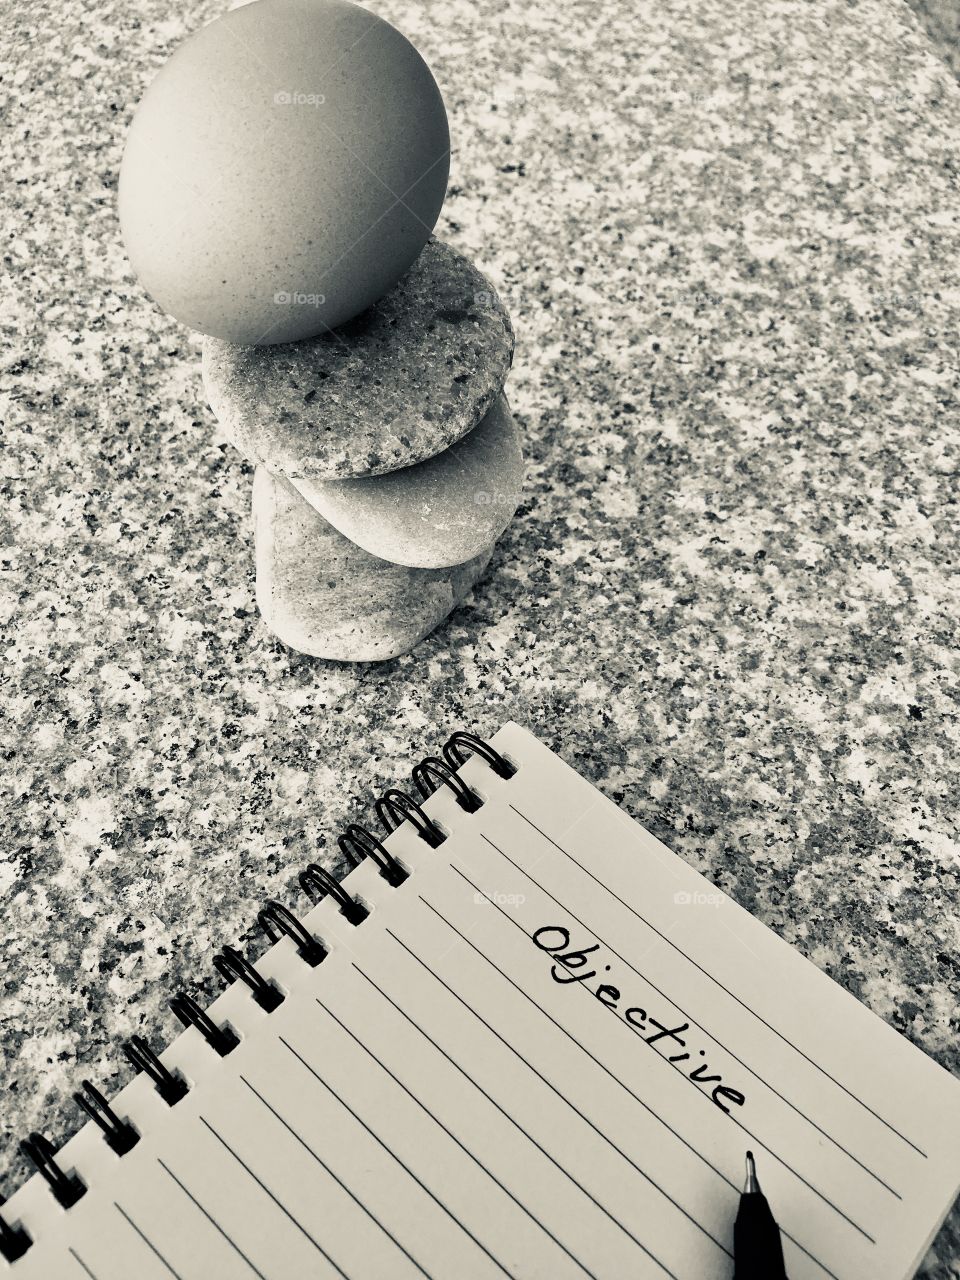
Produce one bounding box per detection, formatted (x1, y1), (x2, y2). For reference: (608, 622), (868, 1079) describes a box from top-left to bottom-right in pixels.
(733, 1151), (788, 1279)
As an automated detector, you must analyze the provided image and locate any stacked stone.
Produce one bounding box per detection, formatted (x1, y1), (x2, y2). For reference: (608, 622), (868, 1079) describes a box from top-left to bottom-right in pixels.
(201, 239), (521, 662)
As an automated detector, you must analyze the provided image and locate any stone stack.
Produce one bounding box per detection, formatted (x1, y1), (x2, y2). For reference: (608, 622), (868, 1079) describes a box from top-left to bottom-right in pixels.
(202, 239), (521, 661)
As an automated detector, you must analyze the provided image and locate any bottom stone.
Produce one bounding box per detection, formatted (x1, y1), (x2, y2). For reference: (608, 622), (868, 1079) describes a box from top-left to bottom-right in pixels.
(253, 468), (492, 661)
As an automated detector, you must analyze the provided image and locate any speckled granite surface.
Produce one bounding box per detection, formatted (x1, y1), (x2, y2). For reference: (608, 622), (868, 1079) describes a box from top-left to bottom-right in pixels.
(2, 0), (959, 1272)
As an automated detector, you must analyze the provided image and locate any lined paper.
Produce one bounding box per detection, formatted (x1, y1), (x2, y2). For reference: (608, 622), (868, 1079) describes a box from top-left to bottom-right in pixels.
(5, 723), (960, 1278)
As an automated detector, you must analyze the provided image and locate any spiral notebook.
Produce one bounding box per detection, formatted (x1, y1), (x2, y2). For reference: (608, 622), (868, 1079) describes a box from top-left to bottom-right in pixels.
(2, 723), (959, 1279)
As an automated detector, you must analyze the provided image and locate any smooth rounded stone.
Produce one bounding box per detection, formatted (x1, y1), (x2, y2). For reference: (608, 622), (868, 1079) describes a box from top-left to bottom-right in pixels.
(253, 468), (492, 662)
(288, 394), (523, 569)
(203, 238), (515, 480)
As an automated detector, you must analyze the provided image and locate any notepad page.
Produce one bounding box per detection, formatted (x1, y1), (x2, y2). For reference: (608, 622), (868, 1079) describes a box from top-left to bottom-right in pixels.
(5, 722), (960, 1280)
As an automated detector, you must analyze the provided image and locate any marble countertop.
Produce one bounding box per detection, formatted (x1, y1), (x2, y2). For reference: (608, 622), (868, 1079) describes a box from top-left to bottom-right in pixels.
(3, 0), (960, 1271)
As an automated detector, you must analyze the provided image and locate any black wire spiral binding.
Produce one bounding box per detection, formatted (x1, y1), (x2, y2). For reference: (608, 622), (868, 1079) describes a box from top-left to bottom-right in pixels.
(299, 862), (370, 924)
(339, 824), (408, 887)
(170, 993), (240, 1057)
(73, 1081), (140, 1156)
(213, 945), (285, 1012)
(5, 732), (517, 1264)
(412, 756), (484, 811)
(19, 1134), (86, 1209)
(0, 1200), (31, 1264)
(122, 1035), (190, 1105)
(443, 730), (517, 778)
(375, 789), (446, 847)
(257, 900), (327, 966)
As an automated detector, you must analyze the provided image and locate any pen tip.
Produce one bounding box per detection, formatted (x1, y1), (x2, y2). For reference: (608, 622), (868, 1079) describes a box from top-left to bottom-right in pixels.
(744, 1151), (760, 1193)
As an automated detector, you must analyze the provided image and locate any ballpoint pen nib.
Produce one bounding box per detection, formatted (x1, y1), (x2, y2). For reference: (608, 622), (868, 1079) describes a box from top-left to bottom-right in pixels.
(744, 1151), (760, 1194)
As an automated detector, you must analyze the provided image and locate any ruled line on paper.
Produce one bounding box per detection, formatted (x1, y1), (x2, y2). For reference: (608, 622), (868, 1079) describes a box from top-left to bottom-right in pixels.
(198, 1116), (352, 1280)
(68, 1247), (99, 1280)
(277, 1034), (517, 1280)
(307, 1000), (602, 1280)
(509, 803), (927, 1160)
(237, 1074), (435, 1280)
(430, 881), (843, 1280)
(364, 937), (727, 1267)
(157, 1158), (268, 1280)
(114, 1203), (183, 1280)
(420, 898), (751, 1196)
(405, 891), (840, 1280)
(482, 830), (901, 1200)
(340, 961), (686, 1280)
(451, 866), (875, 1243)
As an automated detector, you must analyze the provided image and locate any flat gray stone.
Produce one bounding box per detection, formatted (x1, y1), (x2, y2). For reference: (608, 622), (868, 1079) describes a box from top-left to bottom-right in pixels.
(203, 238), (514, 479)
(289, 394), (523, 569)
(254, 468), (492, 661)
